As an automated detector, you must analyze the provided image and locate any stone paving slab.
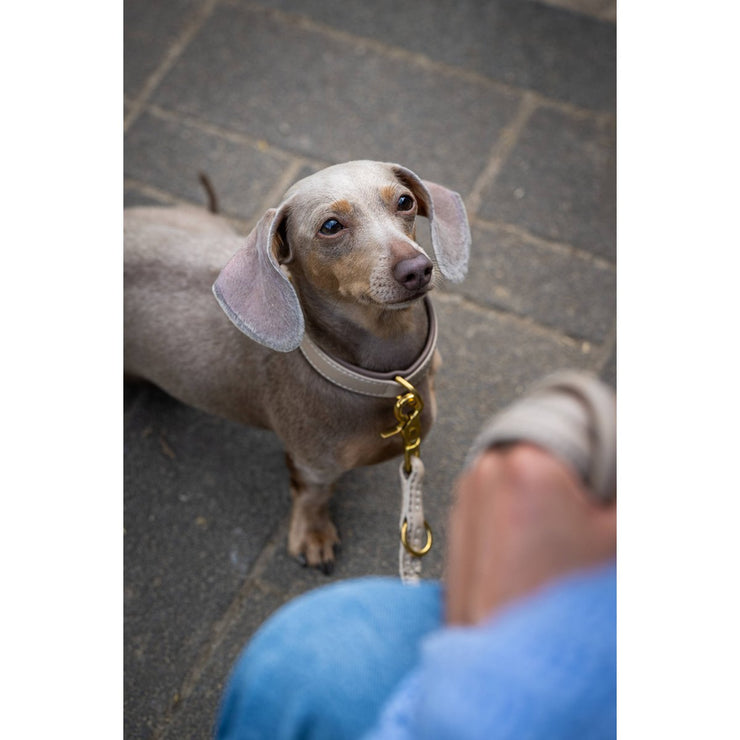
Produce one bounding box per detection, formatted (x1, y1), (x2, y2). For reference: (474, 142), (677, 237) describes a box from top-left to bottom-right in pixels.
(478, 105), (616, 261)
(148, 3), (523, 195)
(123, 1), (616, 736)
(263, 0), (616, 112)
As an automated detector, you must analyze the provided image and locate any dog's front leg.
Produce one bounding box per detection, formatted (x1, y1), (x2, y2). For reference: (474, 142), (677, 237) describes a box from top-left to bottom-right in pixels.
(285, 453), (341, 573)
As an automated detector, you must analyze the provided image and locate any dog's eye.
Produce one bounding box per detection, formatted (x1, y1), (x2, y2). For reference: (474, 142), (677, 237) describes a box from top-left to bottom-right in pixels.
(319, 219), (344, 236)
(397, 194), (415, 212)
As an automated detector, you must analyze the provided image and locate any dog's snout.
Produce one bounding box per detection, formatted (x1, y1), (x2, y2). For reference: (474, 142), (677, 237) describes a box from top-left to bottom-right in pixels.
(393, 254), (433, 292)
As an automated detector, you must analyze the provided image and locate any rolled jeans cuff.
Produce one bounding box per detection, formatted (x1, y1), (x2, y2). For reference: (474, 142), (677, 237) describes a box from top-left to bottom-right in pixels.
(465, 371), (616, 503)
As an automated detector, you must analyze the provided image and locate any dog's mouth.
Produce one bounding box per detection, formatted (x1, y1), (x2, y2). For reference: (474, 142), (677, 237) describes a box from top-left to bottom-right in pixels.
(384, 286), (432, 309)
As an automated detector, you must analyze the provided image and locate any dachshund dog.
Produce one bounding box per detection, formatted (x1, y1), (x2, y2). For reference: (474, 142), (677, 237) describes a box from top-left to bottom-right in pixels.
(124, 161), (470, 571)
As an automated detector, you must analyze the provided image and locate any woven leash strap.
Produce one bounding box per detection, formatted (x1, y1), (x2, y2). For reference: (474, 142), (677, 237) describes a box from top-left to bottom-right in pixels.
(398, 456), (431, 584)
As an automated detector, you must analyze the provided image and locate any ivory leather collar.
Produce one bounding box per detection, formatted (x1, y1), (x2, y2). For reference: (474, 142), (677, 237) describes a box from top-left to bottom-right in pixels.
(298, 298), (438, 398)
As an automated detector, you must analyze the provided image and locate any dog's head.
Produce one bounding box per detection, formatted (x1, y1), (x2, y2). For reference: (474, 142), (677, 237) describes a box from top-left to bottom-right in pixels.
(213, 161), (471, 352)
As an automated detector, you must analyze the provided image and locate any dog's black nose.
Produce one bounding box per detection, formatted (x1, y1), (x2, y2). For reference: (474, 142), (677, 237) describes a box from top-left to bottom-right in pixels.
(393, 254), (433, 292)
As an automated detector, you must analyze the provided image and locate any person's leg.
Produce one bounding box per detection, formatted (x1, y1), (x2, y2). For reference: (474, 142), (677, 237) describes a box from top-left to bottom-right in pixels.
(216, 577), (442, 740)
(217, 370), (616, 740)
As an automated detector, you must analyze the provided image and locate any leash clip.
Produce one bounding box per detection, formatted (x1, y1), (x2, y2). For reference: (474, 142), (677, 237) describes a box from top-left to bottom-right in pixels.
(380, 376), (424, 475)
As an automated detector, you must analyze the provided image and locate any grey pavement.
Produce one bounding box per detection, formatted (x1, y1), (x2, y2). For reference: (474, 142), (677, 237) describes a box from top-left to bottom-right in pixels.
(123, 1), (616, 737)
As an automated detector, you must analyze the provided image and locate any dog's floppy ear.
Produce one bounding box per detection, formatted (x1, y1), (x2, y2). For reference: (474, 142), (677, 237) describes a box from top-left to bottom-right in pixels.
(212, 202), (304, 352)
(391, 164), (471, 283)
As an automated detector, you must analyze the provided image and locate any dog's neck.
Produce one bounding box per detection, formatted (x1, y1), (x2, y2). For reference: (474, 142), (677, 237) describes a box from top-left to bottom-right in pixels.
(291, 277), (431, 373)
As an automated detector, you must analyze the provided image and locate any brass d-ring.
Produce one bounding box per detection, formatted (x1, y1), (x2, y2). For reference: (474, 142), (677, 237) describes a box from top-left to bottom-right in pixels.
(400, 519), (433, 557)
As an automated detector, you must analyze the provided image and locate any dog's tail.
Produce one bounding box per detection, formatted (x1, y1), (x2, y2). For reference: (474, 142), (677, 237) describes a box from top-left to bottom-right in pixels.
(198, 172), (220, 214)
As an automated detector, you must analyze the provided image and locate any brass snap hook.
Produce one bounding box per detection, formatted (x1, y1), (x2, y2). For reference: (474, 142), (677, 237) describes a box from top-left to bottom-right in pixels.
(380, 376), (425, 474)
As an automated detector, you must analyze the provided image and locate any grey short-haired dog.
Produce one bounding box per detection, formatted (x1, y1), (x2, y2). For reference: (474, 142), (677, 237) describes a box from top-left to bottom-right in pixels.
(124, 160), (471, 571)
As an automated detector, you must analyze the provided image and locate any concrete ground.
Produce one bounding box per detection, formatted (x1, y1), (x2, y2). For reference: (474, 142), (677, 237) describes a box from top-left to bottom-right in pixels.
(124, 1), (615, 737)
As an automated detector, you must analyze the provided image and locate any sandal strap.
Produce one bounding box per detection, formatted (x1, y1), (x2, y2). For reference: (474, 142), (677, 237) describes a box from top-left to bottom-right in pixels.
(466, 371), (616, 503)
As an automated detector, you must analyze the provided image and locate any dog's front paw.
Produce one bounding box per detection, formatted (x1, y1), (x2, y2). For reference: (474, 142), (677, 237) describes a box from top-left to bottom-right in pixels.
(288, 510), (341, 575)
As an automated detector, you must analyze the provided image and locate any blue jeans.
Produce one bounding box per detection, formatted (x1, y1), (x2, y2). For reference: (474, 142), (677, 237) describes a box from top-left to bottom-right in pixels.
(217, 578), (442, 740)
(217, 564), (616, 740)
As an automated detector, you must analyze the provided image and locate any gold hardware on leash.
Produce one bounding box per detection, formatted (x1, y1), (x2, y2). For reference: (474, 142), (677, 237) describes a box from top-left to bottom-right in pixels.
(381, 376), (433, 561)
(380, 376), (424, 475)
(400, 518), (433, 557)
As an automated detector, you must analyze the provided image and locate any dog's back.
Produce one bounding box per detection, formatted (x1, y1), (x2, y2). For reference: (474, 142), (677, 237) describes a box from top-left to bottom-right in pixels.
(124, 206), (274, 428)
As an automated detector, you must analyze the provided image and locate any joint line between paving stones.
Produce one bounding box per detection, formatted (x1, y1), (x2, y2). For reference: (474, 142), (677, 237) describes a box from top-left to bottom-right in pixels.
(123, 178), (180, 207)
(140, 102), (330, 173)
(434, 291), (600, 354)
(150, 511), (292, 740)
(254, 159), (313, 218)
(592, 320), (617, 374)
(466, 93), (539, 217)
(124, 177), (255, 233)
(471, 217), (617, 271)
(124, 0), (220, 134)
(138, 103), (296, 158)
